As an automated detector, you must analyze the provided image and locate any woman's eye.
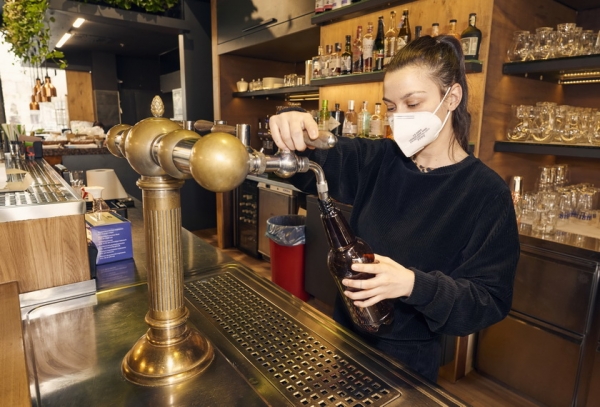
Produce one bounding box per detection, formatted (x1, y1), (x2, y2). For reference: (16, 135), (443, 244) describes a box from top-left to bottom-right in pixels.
(407, 102), (420, 108)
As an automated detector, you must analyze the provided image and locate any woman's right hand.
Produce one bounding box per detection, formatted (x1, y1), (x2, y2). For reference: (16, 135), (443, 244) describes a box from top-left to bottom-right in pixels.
(269, 111), (319, 152)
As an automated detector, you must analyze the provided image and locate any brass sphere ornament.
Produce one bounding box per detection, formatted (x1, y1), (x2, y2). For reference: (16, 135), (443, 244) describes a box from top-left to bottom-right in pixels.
(189, 131), (249, 193)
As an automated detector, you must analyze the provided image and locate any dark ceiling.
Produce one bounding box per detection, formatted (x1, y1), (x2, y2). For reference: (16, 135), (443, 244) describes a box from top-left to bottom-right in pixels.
(48, 9), (181, 59)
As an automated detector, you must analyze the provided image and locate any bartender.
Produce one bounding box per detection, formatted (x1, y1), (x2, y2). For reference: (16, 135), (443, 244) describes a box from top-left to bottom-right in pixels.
(269, 34), (520, 382)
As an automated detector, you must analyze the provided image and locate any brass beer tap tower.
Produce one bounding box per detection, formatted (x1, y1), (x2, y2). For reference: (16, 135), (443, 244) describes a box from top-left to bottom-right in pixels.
(106, 97), (335, 386)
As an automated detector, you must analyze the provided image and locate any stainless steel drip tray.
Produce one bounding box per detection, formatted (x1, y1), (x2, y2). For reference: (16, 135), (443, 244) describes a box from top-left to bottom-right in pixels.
(24, 263), (466, 407)
(183, 264), (466, 407)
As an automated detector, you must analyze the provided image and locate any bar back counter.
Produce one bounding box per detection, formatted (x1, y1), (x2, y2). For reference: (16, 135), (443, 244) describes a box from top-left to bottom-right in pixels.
(477, 226), (600, 407)
(19, 202), (468, 407)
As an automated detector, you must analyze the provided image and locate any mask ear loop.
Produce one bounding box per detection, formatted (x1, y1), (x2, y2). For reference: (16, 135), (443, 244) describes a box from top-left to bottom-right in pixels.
(432, 86), (453, 115)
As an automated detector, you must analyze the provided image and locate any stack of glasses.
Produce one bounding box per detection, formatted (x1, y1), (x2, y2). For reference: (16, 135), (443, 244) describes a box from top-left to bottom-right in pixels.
(516, 165), (600, 237)
(507, 23), (600, 62)
(507, 102), (600, 145)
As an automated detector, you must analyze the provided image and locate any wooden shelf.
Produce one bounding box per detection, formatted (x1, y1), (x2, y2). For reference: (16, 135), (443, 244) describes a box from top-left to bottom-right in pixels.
(311, 0), (414, 26)
(311, 71), (386, 86)
(310, 61), (483, 87)
(494, 141), (600, 159)
(233, 85), (319, 99)
(502, 55), (600, 84)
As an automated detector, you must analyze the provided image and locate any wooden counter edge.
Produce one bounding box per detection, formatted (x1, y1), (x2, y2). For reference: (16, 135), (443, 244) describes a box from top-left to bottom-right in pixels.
(0, 281), (31, 406)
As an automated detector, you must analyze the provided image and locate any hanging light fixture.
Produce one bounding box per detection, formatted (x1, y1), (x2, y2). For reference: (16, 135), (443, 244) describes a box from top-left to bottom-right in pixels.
(29, 67), (39, 111)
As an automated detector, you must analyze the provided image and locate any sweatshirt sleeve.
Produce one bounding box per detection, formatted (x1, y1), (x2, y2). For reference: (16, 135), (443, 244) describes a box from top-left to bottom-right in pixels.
(290, 137), (390, 205)
(400, 189), (520, 336)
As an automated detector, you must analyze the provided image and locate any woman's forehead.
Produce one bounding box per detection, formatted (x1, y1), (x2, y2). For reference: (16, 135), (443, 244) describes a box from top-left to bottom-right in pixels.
(384, 66), (437, 96)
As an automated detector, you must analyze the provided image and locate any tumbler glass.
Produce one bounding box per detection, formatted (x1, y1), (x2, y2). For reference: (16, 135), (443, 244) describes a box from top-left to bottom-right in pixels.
(557, 191), (573, 226)
(556, 23), (578, 57)
(561, 109), (580, 144)
(532, 27), (556, 60)
(531, 104), (554, 142)
(506, 105), (531, 141)
(532, 191), (559, 235)
(507, 31), (532, 61)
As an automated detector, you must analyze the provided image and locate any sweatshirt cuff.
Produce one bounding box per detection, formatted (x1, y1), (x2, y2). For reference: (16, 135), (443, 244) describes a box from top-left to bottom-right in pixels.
(401, 267), (438, 306)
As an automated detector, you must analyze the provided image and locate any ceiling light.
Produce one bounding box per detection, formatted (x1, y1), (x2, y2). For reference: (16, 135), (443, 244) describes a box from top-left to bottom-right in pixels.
(56, 32), (72, 48)
(73, 18), (86, 28)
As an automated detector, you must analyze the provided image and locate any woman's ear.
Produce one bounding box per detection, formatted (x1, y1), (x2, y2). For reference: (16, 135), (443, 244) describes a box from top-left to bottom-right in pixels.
(447, 83), (463, 112)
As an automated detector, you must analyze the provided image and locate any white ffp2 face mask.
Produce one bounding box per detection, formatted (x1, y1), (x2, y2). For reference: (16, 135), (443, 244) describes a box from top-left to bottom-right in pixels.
(390, 87), (452, 157)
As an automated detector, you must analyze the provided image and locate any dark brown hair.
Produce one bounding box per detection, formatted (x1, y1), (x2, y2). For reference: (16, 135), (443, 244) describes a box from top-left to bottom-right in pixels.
(386, 35), (471, 152)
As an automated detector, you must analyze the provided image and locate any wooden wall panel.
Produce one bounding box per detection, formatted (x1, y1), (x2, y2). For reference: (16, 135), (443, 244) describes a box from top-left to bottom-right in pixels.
(0, 282), (30, 407)
(0, 215), (90, 293)
(66, 70), (96, 123)
(319, 0), (494, 152)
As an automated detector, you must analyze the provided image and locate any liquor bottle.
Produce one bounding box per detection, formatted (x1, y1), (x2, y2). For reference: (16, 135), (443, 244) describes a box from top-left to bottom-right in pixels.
(315, 0), (324, 14)
(369, 103), (383, 138)
(342, 100), (358, 138)
(321, 44), (332, 78)
(341, 35), (353, 75)
(352, 26), (364, 74)
(312, 46), (323, 79)
(319, 99), (330, 131)
(357, 101), (371, 137)
(414, 25), (422, 40)
(324, 0), (333, 11)
(331, 43), (342, 76)
(384, 11), (397, 65)
(447, 19), (461, 40)
(362, 22), (375, 73)
(331, 103), (344, 137)
(374, 16), (385, 71)
(461, 13), (482, 60)
(397, 9), (411, 48)
(318, 197), (394, 333)
(431, 22), (440, 37)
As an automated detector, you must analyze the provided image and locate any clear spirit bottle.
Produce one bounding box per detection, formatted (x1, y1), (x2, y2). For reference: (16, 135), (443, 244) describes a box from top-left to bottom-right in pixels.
(369, 103), (383, 139)
(357, 101), (371, 138)
(342, 100), (358, 138)
(362, 22), (375, 73)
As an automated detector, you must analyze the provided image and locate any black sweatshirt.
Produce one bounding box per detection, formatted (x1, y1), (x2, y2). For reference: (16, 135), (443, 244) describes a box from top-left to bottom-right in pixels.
(291, 137), (520, 344)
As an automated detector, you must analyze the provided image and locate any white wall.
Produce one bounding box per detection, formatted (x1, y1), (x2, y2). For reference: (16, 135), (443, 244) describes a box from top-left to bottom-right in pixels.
(1, 34), (68, 133)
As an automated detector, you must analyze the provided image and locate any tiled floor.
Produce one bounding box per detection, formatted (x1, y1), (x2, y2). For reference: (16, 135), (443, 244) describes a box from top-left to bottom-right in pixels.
(193, 228), (543, 407)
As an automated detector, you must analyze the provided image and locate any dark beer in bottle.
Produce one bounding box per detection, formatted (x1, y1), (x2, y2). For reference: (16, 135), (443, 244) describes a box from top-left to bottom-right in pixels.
(318, 197), (394, 333)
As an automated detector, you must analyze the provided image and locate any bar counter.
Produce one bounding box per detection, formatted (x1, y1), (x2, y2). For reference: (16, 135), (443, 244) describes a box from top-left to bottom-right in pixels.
(22, 203), (468, 407)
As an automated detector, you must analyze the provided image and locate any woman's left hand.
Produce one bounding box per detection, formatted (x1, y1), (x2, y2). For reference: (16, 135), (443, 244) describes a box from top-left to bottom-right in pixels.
(342, 254), (416, 307)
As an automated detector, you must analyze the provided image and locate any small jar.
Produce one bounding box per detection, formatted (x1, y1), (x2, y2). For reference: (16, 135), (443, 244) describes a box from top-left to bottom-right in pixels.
(236, 78), (248, 92)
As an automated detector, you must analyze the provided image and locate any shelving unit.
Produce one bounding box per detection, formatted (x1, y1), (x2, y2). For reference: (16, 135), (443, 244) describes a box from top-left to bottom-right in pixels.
(232, 85), (319, 100)
(503, 54), (600, 84)
(311, 0), (413, 26)
(494, 141), (600, 159)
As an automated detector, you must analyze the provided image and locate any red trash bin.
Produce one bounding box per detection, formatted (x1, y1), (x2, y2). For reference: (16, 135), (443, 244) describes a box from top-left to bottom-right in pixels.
(267, 215), (310, 301)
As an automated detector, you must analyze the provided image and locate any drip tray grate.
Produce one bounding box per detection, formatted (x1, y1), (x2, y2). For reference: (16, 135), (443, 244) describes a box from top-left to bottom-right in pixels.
(185, 274), (401, 407)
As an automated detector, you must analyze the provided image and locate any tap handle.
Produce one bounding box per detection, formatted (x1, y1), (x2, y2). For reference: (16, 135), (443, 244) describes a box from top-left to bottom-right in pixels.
(193, 120), (236, 135)
(305, 130), (337, 150)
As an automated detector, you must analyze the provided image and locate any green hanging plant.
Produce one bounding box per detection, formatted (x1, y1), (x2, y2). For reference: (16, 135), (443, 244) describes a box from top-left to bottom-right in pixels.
(1, 0), (67, 68)
(97, 0), (180, 13)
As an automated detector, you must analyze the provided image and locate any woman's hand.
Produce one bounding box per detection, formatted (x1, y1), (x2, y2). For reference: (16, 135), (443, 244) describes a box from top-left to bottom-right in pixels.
(342, 254), (416, 307)
(269, 111), (319, 151)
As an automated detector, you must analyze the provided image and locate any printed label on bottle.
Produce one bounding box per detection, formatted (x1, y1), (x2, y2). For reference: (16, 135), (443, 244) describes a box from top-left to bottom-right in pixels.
(362, 38), (375, 59)
(315, 0), (324, 12)
(341, 56), (352, 72)
(370, 120), (382, 136)
(461, 37), (479, 58)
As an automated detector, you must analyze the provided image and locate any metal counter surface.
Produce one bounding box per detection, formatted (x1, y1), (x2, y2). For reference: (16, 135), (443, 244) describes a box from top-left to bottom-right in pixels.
(0, 158), (85, 222)
(23, 205), (468, 407)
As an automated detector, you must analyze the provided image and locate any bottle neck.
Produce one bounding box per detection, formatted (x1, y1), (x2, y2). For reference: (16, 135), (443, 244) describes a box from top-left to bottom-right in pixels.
(318, 198), (356, 250)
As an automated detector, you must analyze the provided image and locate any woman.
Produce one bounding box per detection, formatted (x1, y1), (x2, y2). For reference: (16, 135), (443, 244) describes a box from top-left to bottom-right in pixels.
(269, 35), (520, 382)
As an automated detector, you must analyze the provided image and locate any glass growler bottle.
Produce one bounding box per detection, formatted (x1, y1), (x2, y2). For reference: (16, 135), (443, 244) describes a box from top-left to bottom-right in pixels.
(318, 197), (394, 333)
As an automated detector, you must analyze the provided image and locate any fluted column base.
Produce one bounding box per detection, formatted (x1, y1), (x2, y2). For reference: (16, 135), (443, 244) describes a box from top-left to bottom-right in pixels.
(122, 175), (213, 386)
